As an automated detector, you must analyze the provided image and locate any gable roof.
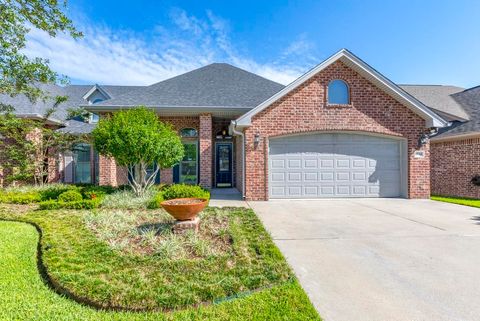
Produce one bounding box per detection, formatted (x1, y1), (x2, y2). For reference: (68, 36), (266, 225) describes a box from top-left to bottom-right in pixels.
(82, 84), (111, 100)
(432, 86), (480, 140)
(399, 85), (468, 121)
(88, 63), (285, 109)
(234, 49), (448, 128)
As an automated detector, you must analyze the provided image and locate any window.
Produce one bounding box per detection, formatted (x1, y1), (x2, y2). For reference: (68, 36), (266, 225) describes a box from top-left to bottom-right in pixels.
(179, 141), (198, 184)
(73, 143), (91, 184)
(175, 128), (198, 184)
(180, 128), (198, 138)
(328, 79), (350, 105)
(92, 98), (103, 104)
(89, 113), (100, 123)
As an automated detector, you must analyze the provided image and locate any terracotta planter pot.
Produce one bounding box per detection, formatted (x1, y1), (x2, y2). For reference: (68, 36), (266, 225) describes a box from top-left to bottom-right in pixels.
(161, 198), (208, 221)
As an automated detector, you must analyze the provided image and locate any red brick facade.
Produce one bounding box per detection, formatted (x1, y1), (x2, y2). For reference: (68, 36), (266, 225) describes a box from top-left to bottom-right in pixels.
(96, 115), (236, 188)
(431, 137), (480, 199)
(243, 61), (430, 201)
(199, 114), (213, 188)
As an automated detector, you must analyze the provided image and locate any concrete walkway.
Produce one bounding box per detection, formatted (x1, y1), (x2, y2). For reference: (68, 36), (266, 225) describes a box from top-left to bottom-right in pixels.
(209, 188), (247, 207)
(249, 199), (480, 321)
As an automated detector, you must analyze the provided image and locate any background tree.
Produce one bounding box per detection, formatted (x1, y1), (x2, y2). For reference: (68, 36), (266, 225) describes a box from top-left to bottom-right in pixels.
(0, 0), (81, 109)
(0, 104), (82, 185)
(92, 107), (184, 196)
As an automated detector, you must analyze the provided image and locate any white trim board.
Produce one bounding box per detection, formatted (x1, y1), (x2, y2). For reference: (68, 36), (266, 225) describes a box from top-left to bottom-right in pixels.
(82, 84), (111, 101)
(234, 48), (448, 129)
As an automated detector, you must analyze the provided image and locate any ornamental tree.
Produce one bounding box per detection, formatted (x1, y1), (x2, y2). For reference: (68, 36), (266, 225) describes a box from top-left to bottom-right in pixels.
(91, 107), (184, 196)
(0, 105), (81, 185)
(0, 0), (81, 108)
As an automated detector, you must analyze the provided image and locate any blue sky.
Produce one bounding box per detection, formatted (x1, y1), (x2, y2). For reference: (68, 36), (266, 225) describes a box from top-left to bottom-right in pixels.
(25, 0), (480, 87)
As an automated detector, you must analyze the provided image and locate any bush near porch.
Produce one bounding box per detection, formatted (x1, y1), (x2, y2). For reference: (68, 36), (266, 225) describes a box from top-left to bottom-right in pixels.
(0, 183), (211, 210)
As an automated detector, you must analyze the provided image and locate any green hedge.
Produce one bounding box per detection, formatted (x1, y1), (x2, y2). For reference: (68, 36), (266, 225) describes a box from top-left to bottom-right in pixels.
(0, 192), (41, 204)
(38, 199), (101, 210)
(148, 184), (210, 209)
(0, 184), (116, 204)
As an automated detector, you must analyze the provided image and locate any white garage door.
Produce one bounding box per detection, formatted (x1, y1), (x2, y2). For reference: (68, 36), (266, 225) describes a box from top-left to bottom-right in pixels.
(269, 133), (404, 198)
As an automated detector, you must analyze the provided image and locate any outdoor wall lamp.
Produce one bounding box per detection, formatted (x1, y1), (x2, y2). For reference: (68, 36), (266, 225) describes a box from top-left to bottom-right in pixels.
(418, 127), (438, 148)
(418, 133), (429, 147)
(254, 133), (260, 146)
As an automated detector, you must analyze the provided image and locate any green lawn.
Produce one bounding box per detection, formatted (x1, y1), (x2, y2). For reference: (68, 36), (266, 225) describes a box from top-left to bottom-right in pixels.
(0, 205), (320, 321)
(431, 196), (480, 208)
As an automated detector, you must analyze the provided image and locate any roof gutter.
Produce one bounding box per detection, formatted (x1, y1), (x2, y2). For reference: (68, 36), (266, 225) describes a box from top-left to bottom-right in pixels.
(229, 120), (246, 199)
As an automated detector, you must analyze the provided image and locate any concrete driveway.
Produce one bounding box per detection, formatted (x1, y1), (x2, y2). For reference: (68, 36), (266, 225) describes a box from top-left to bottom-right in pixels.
(249, 199), (480, 321)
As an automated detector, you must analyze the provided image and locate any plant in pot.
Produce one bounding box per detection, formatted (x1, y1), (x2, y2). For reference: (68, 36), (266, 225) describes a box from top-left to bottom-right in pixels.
(158, 184), (210, 221)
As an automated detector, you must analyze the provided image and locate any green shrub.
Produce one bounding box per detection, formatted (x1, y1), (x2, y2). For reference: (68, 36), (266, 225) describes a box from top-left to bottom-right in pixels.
(39, 185), (80, 201)
(161, 184), (210, 200)
(81, 185), (117, 195)
(58, 190), (83, 202)
(38, 199), (101, 210)
(0, 191), (41, 204)
(148, 184), (210, 209)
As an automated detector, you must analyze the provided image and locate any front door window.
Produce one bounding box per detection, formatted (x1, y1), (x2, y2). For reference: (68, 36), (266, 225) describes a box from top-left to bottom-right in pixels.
(179, 142), (198, 184)
(216, 143), (232, 187)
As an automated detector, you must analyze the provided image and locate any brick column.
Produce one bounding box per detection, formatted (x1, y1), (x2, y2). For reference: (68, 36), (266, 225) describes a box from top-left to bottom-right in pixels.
(47, 151), (59, 183)
(99, 155), (118, 186)
(199, 113), (212, 188)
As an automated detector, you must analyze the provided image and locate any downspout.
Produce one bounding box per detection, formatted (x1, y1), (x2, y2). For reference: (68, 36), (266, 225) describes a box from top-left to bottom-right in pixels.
(231, 120), (246, 199)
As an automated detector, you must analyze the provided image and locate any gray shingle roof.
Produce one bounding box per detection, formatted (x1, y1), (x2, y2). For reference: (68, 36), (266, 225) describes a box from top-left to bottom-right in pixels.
(434, 86), (480, 138)
(1, 84), (140, 133)
(399, 85), (468, 121)
(56, 118), (97, 134)
(2, 62), (478, 139)
(95, 63), (285, 108)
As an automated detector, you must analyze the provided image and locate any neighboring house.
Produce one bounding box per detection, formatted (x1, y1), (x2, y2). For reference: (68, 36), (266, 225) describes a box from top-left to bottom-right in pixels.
(404, 85), (480, 199)
(1, 49), (478, 200)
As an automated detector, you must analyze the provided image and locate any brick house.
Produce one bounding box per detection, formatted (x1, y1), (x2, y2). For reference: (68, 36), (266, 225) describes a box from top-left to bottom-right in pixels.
(1, 49), (478, 200)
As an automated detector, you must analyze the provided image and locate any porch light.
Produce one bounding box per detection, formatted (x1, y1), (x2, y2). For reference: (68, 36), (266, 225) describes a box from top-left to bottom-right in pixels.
(418, 133), (429, 147)
(254, 133), (260, 146)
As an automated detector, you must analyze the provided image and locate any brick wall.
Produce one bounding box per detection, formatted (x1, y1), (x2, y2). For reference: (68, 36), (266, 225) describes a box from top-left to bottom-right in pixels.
(244, 60), (430, 200)
(99, 155), (118, 186)
(235, 135), (244, 195)
(431, 138), (480, 199)
(199, 114), (212, 188)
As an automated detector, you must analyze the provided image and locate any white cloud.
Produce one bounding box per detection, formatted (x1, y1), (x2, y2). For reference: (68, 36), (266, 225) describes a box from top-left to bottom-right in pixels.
(23, 9), (317, 85)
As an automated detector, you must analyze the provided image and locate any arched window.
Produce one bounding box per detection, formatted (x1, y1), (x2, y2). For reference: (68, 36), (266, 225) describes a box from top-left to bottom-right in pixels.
(92, 98), (103, 104)
(328, 79), (350, 105)
(180, 128), (198, 138)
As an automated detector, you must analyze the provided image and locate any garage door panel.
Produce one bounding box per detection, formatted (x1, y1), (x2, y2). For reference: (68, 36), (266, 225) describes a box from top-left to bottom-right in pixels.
(269, 133), (403, 198)
(304, 186), (318, 196)
(304, 172), (318, 181)
(287, 172), (302, 182)
(320, 159), (334, 168)
(336, 172), (350, 181)
(304, 158), (318, 168)
(321, 172), (334, 181)
(271, 159), (285, 169)
(271, 172), (285, 182)
(287, 159), (301, 169)
(336, 159), (350, 168)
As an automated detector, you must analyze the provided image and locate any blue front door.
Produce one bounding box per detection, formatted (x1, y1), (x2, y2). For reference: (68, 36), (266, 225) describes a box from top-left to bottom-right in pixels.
(215, 143), (233, 187)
